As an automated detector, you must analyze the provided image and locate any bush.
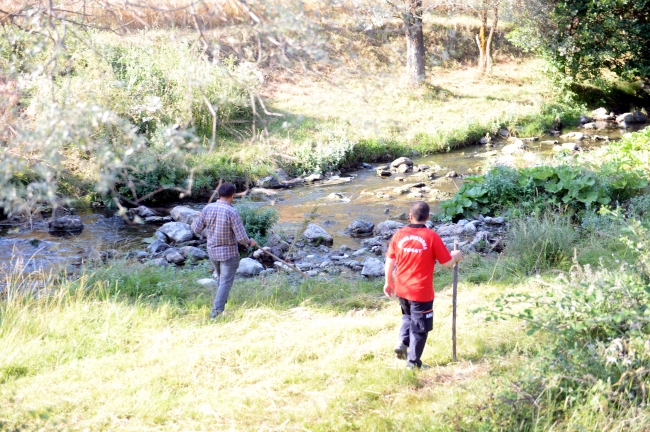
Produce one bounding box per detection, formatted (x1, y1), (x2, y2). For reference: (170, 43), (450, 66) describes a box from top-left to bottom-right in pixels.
(235, 203), (279, 246)
(506, 213), (578, 275)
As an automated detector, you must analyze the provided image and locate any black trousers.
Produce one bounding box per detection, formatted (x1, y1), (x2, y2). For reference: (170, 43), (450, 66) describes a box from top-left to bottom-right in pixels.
(398, 297), (434, 367)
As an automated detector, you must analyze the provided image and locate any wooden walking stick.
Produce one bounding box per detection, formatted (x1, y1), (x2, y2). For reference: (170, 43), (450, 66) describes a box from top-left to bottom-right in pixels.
(254, 245), (310, 279)
(452, 240), (459, 362)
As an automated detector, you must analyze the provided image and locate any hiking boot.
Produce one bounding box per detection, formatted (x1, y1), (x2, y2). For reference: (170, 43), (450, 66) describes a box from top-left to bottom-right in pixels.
(406, 363), (430, 370)
(210, 310), (224, 319)
(394, 342), (408, 360)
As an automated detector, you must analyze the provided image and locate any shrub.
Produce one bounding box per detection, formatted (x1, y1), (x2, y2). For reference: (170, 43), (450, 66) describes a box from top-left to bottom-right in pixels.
(506, 213), (578, 275)
(235, 203), (279, 246)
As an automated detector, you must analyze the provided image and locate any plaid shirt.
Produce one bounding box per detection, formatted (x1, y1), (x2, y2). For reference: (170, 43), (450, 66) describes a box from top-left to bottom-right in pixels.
(191, 200), (251, 261)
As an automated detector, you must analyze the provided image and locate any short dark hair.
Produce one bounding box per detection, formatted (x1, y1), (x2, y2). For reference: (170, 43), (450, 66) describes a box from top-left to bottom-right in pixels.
(410, 201), (430, 223)
(218, 182), (236, 198)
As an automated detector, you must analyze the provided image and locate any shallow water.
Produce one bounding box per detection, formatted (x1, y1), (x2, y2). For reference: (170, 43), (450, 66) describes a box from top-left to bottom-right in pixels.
(0, 125), (643, 271)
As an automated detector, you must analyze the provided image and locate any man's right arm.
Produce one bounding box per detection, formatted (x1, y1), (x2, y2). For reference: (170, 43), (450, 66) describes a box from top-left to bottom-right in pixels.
(440, 250), (463, 268)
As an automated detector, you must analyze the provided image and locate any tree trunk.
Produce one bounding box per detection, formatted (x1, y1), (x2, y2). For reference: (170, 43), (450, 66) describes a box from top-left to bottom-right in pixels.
(405, 0), (425, 86)
(477, 4), (488, 75)
(486, 1), (499, 74)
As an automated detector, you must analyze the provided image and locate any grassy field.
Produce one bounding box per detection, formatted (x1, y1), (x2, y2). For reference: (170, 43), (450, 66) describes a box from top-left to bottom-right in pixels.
(0, 259), (539, 430)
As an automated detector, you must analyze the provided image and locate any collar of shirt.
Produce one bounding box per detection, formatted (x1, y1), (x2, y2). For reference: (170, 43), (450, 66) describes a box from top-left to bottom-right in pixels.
(408, 224), (427, 228)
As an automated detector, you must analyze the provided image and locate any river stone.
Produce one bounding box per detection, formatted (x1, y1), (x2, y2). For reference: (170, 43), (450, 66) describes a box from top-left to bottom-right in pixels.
(305, 173), (324, 182)
(145, 216), (172, 224)
(436, 224), (465, 237)
(499, 129), (510, 137)
(83, 247), (102, 262)
(136, 251), (150, 260)
(396, 164), (411, 174)
(361, 257), (384, 277)
(580, 115), (594, 124)
(562, 142), (581, 151)
(633, 111), (648, 123)
(158, 222), (195, 243)
(147, 239), (170, 254)
(302, 224), (334, 246)
(237, 258), (264, 276)
(353, 247), (368, 256)
(170, 206), (200, 225)
(267, 233), (290, 252)
(256, 175), (281, 189)
(391, 157), (413, 169)
(326, 193), (348, 202)
(49, 216), (83, 233)
(181, 246), (208, 261)
(591, 107), (613, 120)
(464, 222), (478, 236)
(377, 169), (392, 177)
(345, 220), (375, 237)
(376, 220), (404, 238)
(274, 168), (290, 182)
(560, 132), (586, 141)
(166, 251), (186, 265)
(501, 140), (527, 155)
(131, 205), (156, 218)
(155, 231), (169, 242)
(617, 113), (635, 124)
(149, 258), (170, 267)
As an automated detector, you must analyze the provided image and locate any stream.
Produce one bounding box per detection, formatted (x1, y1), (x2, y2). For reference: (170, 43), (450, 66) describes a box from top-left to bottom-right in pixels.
(0, 126), (642, 274)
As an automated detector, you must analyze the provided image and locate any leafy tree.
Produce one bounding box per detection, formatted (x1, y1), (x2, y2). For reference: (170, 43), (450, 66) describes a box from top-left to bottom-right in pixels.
(509, 0), (650, 84)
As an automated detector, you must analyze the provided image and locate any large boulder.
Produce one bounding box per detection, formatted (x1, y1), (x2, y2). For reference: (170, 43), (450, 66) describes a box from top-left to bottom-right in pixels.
(361, 257), (384, 277)
(633, 111), (648, 123)
(591, 107), (613, 121)
(170, 206), (200, 225)
(376, 220), (404, 238)
(158, 222), (195, 244)
(302, 224), (334, 246)
(237, 258), (264, 276)
(267, 233), (290, 252)
(344, 220), (375, 237)
(166, 251), (186, 265)
(391, 157), (414, 169)
(49, 216), (83, 233)
(616, 113), (635, 124)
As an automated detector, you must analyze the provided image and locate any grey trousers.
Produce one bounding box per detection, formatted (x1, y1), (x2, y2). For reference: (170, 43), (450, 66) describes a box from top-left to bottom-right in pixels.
(210, 255), (239, 315)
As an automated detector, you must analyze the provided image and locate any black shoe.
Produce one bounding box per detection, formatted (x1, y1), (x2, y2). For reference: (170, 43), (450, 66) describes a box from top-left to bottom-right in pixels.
(210, 310), (224, 319)
(394, 342), (408, 360)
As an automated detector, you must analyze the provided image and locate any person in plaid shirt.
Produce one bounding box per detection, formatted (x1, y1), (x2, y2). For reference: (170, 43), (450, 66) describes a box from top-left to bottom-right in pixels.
(192, 183), (257, 318)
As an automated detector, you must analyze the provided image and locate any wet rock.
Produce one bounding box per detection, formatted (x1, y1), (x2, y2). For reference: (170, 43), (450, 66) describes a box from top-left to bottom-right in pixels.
(501, 140), (527, 155)
(418, 164), (431, 171)
(181, 246), (208, 261)
(302, 224), (334, 246)
(633, 111), (648, 123)
(143, 216), (170, 224)
(579, 115), (594, 124)
(344, 260), (364, 271)
(560, 132), (586, 141)
(83, 247), (102, 262)
(158, 222), (195, 244)
(616, 113), (634, 124)
(197, 278), (218, 287)
(237, 258), (264, 276)
(361, 257), (384, 277)
(305, 173), (324, 182)
(445, 171), (459, 178)
(155, 231), (169, 242)
(499, 129), (510, 137)
(256, 175), (282, 189)
(148, 239), (170, 254)
(483, 216), (505, 225)
(582, 122), (597, 130)
(541, 140), (559, 145)
(376, 169), (392, 177)
(49, 216), (83, 233)
(170, 206), (200, 225)
(562, 142), (581, 151)
(274, 169), (290, 182)
(166, 251), (186, 265)
(325, 193), (349, 202)
(376, 220), (404, 238)
(353, 247), (368, 257)
(391, 157), (413, 169)
(436, 224), (465, 237)
(520, 137), (539, 142)
(396, 164), (411, 174)
(131, 205), (157, 218)
(344, 220), (375, 237)
(136, 251), (150, 260)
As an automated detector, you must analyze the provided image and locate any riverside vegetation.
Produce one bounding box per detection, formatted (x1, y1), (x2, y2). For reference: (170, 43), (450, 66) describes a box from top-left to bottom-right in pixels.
(3, 127), (650, 430)
(3, 1), (650, 430)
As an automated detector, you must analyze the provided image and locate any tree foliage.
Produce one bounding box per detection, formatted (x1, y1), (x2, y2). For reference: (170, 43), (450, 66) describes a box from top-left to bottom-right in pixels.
(509, 0), (650, 84)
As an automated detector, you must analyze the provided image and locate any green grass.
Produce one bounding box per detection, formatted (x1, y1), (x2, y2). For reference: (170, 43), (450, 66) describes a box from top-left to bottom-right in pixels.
(0, 258), (537, 430)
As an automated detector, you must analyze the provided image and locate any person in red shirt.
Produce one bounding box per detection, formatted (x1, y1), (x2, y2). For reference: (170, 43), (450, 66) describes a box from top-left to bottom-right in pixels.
(384, 201), (463, 369)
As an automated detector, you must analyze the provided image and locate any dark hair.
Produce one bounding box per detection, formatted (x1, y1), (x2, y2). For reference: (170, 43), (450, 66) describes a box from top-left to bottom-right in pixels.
(218, 182), (236, 198)
(410, 201), (430, 223)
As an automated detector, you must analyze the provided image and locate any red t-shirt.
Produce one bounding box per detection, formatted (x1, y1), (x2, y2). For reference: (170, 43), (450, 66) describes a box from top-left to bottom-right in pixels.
(386, 225), (452, 302)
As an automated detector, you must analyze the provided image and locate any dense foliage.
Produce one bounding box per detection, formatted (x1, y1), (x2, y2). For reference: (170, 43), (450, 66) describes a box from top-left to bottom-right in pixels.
(439, 128), (650, 220)
(509, 0), (650, 84)
(234, 203), (279, 246)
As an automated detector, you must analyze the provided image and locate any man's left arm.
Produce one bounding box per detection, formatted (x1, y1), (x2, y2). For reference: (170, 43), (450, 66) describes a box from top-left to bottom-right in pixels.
(191, 210), (206, 236)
